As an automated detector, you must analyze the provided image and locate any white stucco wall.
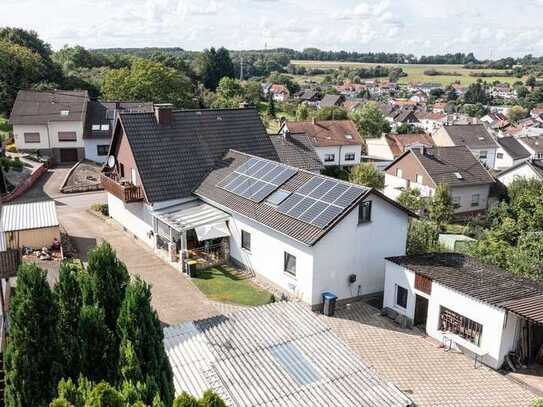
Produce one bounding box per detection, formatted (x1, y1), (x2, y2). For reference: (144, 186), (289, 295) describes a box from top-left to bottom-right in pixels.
(383, 261), (519, 369)
(84, 138), (111, 163)
(449, 184), (490, 213)
(366, 136), (395, 160)
(494, 147), (515, 170)
(13, 121), (84, 151)
(470, 147), (497, 170)
(311, 194), (408, 305)
(13, 124), (50, 150)
(314, 145), (361, 166)
(498, 164), (542, 187)
(49, 121), (85, 148)
(107, 193), (155, 247)
(228, 212), (315, 304)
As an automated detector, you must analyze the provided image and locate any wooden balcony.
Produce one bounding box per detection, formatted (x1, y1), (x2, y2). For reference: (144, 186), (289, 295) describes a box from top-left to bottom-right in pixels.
(101, 173), (145, 203)
(0, 249), (21, 279)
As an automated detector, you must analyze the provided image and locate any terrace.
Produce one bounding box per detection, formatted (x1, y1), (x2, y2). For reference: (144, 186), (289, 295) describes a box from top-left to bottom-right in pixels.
(101, 171), (145, 203)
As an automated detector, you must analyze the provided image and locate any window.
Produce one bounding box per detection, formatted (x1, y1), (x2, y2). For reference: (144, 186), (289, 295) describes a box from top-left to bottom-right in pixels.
(396, 168), (403, 177)
(92, 124), (101, 130)
(58, 131), (77, 142)
(439, 306), (483, 346)
(60, 110), (69, 116)
(478, 150), (488, 159)
(358, 201), (372, 224)
(131, 168), (137, 185)
(241, 230), (251, 251)
(324, 153), (335, 162)
(344, 153), (355, 161)
(23, 132), (40, 143)
(395, 285), (408, 309)
(97, 145), (109, 156)
(101, 124), (110, 131)
(284, 252), (296, 276)
(452, 196), (461, 206)
(416, 174), (423, 184)
(119, 163), (125, 178)
(471, 193), (480, 207)
(497, 152), (504, 159)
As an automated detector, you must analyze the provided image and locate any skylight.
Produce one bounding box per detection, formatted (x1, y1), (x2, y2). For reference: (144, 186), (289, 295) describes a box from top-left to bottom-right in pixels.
(266, 189), (291, 206)
(345, 134), (353, 139)
(454, 172), (464, 180)
(60, 110), (69, 116)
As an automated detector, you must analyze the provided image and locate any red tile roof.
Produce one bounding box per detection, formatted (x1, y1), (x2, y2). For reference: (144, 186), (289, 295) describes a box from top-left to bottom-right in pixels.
(285, 120), (362, 147)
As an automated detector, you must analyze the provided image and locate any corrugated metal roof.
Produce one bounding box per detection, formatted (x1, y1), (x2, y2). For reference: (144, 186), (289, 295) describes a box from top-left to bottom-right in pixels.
(164, 302), (413, 407)
(1, 201), (58, 232)
(152, 201), (230, 232)
(500, 294), (543, 324)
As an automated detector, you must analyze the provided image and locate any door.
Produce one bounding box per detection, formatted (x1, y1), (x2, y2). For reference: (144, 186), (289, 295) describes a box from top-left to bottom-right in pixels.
(414, 295), (429, 329)
(60, 148), (78, 163)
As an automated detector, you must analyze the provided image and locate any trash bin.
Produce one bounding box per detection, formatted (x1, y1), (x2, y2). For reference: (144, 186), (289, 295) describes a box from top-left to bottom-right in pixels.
(322, 292), (337, 316)
(185, 260), (198, 277)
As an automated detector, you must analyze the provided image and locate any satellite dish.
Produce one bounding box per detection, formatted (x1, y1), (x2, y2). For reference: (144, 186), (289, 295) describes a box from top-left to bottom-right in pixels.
(107, 155), (116, 168)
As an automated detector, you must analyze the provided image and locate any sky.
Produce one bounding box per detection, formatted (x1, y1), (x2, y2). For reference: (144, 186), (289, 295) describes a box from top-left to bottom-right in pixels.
(2, 0), (543, 58)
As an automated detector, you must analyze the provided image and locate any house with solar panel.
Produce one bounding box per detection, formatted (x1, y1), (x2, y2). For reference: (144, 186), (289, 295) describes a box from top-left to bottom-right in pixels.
(102, 105), (413, 307)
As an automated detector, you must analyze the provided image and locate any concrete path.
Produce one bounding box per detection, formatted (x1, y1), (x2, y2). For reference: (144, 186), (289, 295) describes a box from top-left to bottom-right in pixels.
(14, 167), (219, 326)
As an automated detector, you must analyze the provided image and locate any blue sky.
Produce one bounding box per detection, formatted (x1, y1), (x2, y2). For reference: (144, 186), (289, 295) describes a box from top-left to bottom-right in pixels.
(3, 0), (543, 58)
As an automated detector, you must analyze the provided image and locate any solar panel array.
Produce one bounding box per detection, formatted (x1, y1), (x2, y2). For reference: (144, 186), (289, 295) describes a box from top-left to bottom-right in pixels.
(277, 177), (366, 229)
(217, 157), (297, 202)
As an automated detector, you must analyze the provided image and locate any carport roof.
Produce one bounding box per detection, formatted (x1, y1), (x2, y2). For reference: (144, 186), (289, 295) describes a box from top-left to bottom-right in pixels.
(1, 200), (58, 232)
(151, 200), (230, 232)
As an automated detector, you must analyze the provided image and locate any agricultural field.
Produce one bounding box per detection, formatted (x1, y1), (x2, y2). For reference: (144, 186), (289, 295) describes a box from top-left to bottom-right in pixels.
(290, 60), (527, 86)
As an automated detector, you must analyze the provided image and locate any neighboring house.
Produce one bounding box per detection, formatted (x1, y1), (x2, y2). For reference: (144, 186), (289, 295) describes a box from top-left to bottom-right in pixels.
(386, 106), (420, 131)
(366, 133), (434, 161)
(432, 102), (447, 113)
(342, 99), (363, 112)
(103, 105), (413, 307)
(384, 146), (495, 214)
(517, 135), (543, 160)
(269, 132), (324, 173)
(433, 124), (498, 169)
(497, 159), (543, 187)
(84, 100), (153, 163)
(384, 253), (543, 370)
(269, 84), (290, 102)
(481, 112), (510, 130)
(280, 120), (363, 167)
(294, 90), (321, 106)
(494, 136), (531, 170)
(164, 302), (413, 406)
(414, 111), (447, 133)
(319, 94), (345, 109)
(10, 90), (89, 163)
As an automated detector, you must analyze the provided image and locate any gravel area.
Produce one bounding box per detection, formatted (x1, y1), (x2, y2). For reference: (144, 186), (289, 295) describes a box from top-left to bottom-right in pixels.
(61, 161), (103, 193)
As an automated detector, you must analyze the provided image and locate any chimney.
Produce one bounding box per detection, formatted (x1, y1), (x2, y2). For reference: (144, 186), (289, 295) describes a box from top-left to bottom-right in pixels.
(154, 103), (173, 125)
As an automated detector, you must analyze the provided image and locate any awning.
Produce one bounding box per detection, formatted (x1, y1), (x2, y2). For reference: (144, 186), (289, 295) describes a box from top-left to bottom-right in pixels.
(195, 222), (230, 241)
(152, 201), (230, 233)
(500, 294), (543, 325)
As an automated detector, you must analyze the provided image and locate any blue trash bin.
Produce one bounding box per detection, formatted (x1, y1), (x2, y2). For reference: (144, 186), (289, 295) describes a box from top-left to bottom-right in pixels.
(322, 292), (337, 316)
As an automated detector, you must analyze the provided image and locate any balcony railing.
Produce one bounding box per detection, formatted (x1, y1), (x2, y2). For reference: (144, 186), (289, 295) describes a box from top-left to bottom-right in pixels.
(0, 249), (21, 279)
(101, 173), (145, 203)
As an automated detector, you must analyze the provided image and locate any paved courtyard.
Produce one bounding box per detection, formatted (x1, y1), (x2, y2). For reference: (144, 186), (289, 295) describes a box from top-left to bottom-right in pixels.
(321, 301), (539, 407)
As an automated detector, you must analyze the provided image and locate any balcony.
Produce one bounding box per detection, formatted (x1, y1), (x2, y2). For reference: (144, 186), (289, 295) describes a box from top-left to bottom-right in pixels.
(101, 172), (145, 203)
(0, 249), (21, 279)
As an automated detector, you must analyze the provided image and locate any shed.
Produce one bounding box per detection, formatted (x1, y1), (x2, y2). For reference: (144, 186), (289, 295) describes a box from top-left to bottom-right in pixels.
(1, 201), (60, 250)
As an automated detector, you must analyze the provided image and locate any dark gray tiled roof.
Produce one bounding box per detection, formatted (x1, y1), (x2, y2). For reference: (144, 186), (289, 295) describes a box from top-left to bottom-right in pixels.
(411, 146), (494, 187)
(118, 108), (279, 203)
(386, 253), (543, 309)
(270, 134), (323, 173)
(85, 100), (153, 139)
(519, 135), (543, 154)
(194, 150), (370, 246)
(496, 137), (530, 160)
(10, 90), (89, 125)
(319, 94), (344, 108)
(442, 124), (497, 149)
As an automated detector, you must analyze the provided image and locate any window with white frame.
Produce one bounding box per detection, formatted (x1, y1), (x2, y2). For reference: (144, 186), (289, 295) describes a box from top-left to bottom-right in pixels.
(471, 193), (480, 207)
(478, 150), (488, 159)
(416, 174), (423, 184)
(241, 230), (251, 252)
(101, 124), (110, 131)
(92, 124), (101, 130)
(284, 252), (296, 276)
(324, 153), (335, 162)
(23, 132), (40, 143)
(344, 153), (355, 161)
(497, 152), (504, 159)
(396, 168), (403, 177)
(358, 201), (372, 224)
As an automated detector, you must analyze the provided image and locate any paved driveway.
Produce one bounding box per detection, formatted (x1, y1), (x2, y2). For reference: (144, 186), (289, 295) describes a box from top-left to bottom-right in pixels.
(321, 301), (538, 407)
(14, 167), (218, 326)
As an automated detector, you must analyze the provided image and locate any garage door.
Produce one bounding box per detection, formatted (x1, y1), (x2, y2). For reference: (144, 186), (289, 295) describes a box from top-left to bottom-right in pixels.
(60, 148), (78, 163)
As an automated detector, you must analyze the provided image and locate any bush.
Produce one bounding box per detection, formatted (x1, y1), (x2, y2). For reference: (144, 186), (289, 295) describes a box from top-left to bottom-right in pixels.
(6, 143), (17, 153)
(91, 203), (109, 217)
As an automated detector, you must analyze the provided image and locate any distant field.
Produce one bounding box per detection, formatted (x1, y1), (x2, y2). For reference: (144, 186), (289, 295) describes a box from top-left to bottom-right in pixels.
(290, 60), (526, 86)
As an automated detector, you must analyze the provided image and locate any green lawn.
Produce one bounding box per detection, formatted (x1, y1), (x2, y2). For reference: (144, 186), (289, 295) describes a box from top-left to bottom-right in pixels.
(290, 60), (532, 86)
(191, 265), (273, 306)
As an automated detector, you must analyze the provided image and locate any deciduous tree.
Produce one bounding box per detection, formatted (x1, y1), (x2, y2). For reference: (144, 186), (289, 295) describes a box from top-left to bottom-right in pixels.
(351, 102), (390, 138)
(348, 163), (384, 190)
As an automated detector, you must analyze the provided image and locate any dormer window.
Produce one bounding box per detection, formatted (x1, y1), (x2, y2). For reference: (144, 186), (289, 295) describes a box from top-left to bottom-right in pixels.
(92, 124), (100, 130)
(60, 110), (69, 116)
(101, 124), (110, 131)
(454, 172), (464, 180)
(345, 134), (353, 140)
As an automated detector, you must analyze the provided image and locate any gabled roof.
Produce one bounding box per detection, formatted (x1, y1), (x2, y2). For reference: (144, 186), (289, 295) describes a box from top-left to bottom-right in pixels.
(498, 159), (543, 180)
(284, 120), (362, 147)
(270, 84), (289, 95)
(386, 253), (543, 322)
(114, 107), (279, 203)
(195, 150), (413, 246)
(319, 94), (345, 108)
(10, 90), (89, 125)
(519, 135), (543, 153)
(270, 134), (323, 172)
(415, 111), (446, 121)
(385, 146), (495, 187)
(85, 100), (153, 139)
(385, 133), (434, 157)
(164, 302), (413, 406)
(296, 90), (320, 101)
(496, 137), (531, 160)
(441, 124), (497, 149)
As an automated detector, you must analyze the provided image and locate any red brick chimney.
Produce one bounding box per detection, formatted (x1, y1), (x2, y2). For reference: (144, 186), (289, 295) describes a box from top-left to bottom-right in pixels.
(154, 103), (174, 125)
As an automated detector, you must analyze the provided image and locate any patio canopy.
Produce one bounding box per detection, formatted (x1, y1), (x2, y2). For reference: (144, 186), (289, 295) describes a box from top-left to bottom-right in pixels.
(195, 222), (230, 241)
(152, 201), (230, 233)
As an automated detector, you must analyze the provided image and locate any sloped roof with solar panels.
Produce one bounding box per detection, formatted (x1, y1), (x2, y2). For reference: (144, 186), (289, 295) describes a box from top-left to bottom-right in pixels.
(194, 150), (414, 246)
